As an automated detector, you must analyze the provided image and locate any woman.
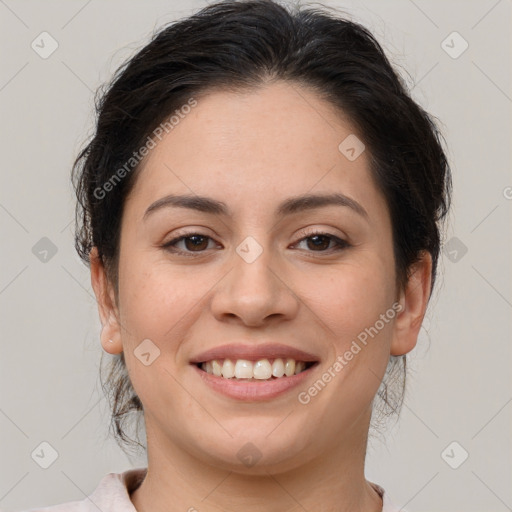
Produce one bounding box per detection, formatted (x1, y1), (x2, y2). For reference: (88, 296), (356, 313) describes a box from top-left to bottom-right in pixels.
(27, 0), (451, 510)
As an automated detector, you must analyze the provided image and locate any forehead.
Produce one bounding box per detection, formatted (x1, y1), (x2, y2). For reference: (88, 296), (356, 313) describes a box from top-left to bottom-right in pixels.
(124, 81), (387, 223)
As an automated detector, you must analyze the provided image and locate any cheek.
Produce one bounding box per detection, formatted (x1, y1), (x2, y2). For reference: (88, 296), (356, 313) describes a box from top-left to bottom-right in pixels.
(300, 265), (397, 415)
(116, 260), (204, 413)
(117, 253), (204, 347)
(308, 270), (396, 412)
(301, 258), (396, 344)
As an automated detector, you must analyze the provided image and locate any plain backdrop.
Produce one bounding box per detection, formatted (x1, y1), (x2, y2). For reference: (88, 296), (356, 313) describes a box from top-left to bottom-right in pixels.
(1, 0), (511, 511)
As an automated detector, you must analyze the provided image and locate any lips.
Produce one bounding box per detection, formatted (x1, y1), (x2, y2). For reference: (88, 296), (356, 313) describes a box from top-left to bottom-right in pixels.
(192, 362), (318, 401)
(189, 343), (320, 365)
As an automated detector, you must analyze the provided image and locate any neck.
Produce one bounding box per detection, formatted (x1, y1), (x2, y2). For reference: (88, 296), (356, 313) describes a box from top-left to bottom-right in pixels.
(130, 411), (382, 512)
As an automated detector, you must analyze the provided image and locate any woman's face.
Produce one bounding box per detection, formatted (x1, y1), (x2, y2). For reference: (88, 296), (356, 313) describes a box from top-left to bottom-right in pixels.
(94, 81), (428, 472)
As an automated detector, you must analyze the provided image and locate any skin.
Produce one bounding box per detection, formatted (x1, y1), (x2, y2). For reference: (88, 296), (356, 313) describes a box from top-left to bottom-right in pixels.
(90, 81), (432, 512)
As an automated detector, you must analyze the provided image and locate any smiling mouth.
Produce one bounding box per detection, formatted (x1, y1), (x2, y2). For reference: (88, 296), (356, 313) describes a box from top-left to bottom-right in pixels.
(195, 358), (318, 380)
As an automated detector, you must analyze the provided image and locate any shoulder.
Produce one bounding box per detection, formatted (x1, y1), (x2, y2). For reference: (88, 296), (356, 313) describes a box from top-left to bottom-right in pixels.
(20, 468), (147, 512)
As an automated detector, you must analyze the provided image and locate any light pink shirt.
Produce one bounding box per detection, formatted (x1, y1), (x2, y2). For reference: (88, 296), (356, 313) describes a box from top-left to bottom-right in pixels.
(23, 468), (404, 511)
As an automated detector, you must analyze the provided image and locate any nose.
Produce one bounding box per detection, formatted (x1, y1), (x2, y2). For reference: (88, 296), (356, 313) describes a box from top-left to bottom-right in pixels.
(209, 238), (300, 327)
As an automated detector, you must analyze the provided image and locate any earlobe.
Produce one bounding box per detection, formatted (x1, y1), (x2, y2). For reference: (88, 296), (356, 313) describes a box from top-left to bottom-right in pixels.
(100, 323), (123, 354)
(90, 247), (123, 355)
(390, 251), (432, 356)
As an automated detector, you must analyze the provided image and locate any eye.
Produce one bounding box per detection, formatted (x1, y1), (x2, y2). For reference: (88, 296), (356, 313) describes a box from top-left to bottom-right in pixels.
(162, 233), (219, 256)
(162, 230), (350, 257)
(293, 231), (350, 253)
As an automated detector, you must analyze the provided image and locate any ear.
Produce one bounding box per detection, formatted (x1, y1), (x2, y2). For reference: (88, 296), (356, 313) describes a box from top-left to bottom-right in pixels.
(390, 251), (432, 356)
(90, 247), (123, 355)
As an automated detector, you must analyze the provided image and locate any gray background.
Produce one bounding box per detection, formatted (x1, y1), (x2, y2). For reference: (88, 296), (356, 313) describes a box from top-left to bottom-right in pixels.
(1, 0), (511, 510)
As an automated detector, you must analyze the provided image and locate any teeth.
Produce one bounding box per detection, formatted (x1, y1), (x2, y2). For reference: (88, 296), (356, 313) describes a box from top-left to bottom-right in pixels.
(235, 359), (253, 379)
(200, 358), (310, 379)
(272, 358), (285, 377)
(221, 359), (235, 378)
(284, 359), (295, 376)
(253, 360), (272, 379)
(212, 360), (222, 377)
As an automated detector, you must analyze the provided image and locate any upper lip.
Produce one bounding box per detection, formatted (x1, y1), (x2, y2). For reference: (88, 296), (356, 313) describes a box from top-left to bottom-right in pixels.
(189, 343), (320, 364)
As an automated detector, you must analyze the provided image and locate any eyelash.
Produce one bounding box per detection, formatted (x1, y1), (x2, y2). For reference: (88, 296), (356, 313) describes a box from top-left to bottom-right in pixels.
(161, 230), (350, 257)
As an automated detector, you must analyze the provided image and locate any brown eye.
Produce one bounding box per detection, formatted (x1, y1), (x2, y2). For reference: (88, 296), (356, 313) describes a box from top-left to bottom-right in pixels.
(294, 232), (350, 253)
(305, 234), (331, 251)
(182, 235), (210, 251)
(163, 233), (217, 255)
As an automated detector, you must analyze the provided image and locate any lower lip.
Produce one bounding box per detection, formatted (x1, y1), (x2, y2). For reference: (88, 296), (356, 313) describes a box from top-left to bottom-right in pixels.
(191, 363), (318, 402)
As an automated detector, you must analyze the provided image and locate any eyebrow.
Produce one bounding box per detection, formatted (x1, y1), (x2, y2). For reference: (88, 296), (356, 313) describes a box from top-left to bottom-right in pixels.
(143, 192), (369, 221)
